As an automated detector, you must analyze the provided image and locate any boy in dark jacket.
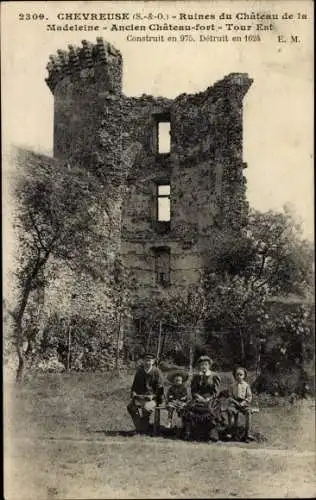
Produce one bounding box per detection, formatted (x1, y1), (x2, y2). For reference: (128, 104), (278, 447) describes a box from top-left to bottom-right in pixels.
(127, 353), (164, 433)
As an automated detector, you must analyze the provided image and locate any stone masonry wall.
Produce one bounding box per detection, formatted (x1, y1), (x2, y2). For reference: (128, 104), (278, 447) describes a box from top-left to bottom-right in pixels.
(119, 74), (252, 295)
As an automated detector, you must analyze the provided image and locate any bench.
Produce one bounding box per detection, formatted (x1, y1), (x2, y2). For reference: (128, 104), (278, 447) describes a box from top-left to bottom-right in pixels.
(153, 405), (168, 436)
(153, 403), (259, 436)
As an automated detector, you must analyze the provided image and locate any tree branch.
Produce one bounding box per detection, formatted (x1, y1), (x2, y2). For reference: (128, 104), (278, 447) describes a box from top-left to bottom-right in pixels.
(257, 252), (267, 280)
(13, 246), (51, 326)
(251, 252), (267, 289)
(28, 210), (48, 251)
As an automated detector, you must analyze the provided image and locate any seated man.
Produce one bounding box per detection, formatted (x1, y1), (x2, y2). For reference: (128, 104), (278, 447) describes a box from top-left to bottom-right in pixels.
(127, 352), (164, 434)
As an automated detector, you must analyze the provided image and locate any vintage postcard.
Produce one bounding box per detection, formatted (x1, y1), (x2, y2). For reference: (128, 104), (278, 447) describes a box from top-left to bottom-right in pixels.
(2, 1), (314, 499)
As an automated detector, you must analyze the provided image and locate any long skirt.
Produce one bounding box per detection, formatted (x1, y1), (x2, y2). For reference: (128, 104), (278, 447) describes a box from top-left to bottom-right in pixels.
(183, 398), (225, 437)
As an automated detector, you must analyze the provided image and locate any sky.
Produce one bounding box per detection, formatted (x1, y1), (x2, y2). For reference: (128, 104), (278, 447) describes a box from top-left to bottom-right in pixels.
(2, 0), (314, 240)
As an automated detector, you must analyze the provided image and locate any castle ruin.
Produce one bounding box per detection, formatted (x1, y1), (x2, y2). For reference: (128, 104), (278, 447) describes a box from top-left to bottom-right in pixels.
(46, 37), (253, 348)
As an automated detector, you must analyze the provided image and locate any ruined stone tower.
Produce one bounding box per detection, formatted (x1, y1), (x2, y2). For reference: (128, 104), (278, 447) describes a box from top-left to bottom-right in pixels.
(46, 37), (253, 330)
(46, 38), (123, 164)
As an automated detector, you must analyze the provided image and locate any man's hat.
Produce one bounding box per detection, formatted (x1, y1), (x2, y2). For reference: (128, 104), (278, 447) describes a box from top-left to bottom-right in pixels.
(167, 370), (189, 383)
(196, 355), (213, 366)
(143, 352), (156, 360)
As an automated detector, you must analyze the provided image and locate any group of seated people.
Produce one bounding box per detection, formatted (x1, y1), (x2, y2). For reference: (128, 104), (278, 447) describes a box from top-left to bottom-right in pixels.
(127, 352), (255, 443)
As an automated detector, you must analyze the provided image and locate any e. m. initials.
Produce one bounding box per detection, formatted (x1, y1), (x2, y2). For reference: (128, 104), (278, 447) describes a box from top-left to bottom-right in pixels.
(277, 34), (301, 43)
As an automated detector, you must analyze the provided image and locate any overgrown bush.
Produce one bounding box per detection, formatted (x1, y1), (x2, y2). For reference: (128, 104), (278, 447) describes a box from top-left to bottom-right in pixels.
(25, 313), (120, 372)
(161, 301), (314, 397)
(252, 303), (314, 395)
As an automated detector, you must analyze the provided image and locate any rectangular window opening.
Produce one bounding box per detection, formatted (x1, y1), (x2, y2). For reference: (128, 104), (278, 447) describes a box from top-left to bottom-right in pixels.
(158, 121), (171, 154)
(154, 247), (171, 287)
(157, 184), (170, 221)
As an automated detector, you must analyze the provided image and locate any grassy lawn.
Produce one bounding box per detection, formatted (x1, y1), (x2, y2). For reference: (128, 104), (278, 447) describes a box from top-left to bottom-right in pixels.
(4, 371), (316, 499)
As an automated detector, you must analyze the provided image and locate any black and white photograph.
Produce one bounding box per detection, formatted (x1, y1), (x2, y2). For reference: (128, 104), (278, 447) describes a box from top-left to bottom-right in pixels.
(2, 1), (314, 498)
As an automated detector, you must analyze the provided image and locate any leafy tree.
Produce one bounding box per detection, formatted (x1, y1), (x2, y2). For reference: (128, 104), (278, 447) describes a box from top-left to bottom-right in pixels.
(208, 207), (313, 295)
(8, 140), (143, 382)
(245, 207), (314, 296)
(131, 282), (209, 374)
(253, 301), (314, 396)
(9, 149), (115, 381)
(203, 206), (314, 371)
(165, 283), (209, 374)
(203, 273), (267, 368)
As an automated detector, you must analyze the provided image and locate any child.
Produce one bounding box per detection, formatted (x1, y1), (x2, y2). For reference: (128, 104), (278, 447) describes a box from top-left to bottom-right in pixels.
(227, 366), (253, 442)
(166, 371), (188, 429)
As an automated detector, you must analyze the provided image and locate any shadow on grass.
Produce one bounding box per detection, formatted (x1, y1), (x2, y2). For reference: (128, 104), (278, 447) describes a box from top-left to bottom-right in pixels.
(92, 429), (137, 438)
(90, 424), (180, 439)
(90, 424), (267, 443)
